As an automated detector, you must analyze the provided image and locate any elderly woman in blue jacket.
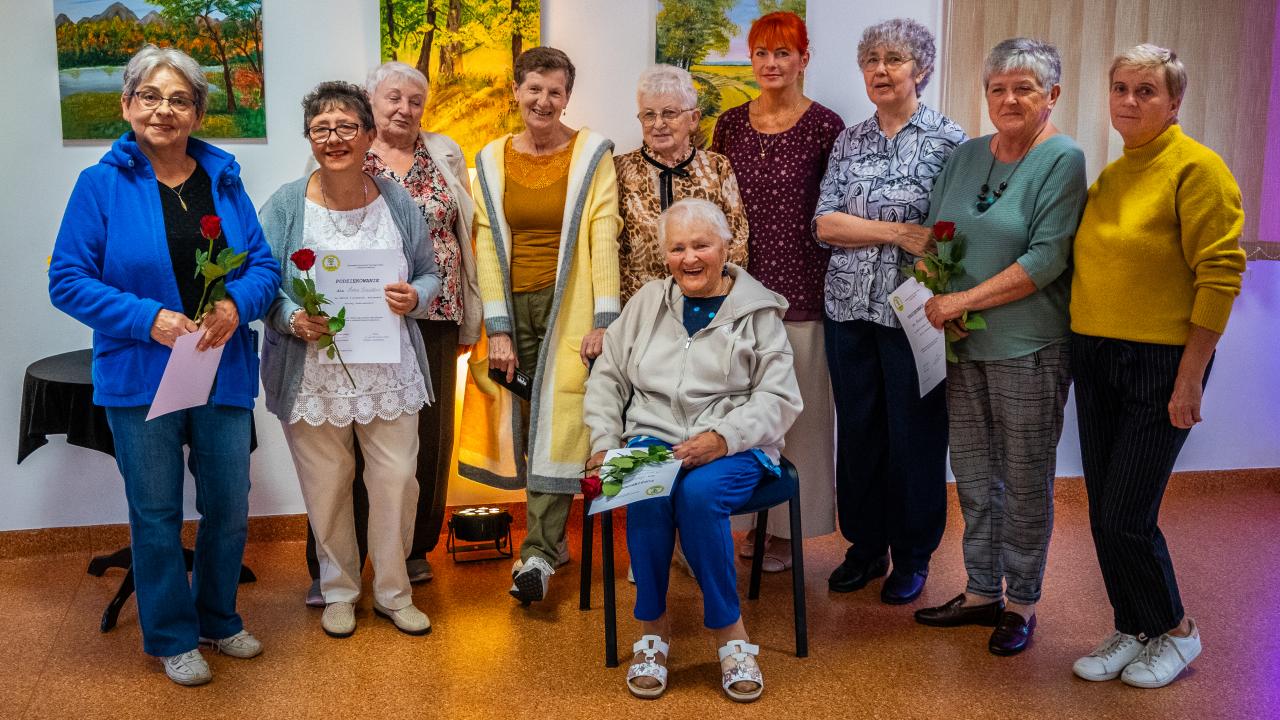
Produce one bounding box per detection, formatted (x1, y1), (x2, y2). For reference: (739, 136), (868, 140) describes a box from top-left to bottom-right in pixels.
(48, 45), (280, 687)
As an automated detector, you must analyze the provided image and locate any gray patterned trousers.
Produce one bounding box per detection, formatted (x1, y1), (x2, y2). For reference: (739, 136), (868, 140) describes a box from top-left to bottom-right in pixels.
(947, 341), (1072, 605)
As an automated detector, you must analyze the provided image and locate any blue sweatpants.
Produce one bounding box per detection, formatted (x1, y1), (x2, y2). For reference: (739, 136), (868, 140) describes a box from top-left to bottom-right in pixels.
(626, 445), (764, 629)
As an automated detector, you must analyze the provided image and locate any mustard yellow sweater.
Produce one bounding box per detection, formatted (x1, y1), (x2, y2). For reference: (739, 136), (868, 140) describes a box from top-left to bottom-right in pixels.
(1071, 125), (1246, 344)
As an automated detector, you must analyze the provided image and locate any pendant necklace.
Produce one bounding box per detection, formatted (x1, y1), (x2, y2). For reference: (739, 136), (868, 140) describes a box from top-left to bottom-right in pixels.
(319, 174), (370, 238)
(977, 125), (1047, 212)
(166, 176), (190, 212)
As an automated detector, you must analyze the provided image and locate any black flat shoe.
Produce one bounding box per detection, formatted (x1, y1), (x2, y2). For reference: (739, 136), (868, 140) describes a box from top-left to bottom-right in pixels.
(827, 555), (890, 593)
(988, 611), (1037, 656)
(915, 594), (1005, 627)
(880, 569), (927, 605)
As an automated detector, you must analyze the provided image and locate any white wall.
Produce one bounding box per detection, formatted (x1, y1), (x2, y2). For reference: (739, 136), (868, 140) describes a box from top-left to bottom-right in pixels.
(2, 0), (1275, 532)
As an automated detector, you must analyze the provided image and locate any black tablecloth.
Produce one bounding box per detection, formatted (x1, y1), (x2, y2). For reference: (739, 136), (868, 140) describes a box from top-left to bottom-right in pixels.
(18, 350), (113, 463)
(17, 348), (257, 464)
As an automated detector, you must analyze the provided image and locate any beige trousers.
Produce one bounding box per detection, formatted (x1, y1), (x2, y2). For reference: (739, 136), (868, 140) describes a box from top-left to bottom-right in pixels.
(283, 413), (420, 609)
(734, 319), (837, 539)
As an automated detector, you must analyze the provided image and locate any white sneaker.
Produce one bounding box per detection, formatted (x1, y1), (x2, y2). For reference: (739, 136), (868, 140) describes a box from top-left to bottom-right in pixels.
(162, 648), (211, 686)
(199, 629), (263, 659)
(321, 601), (356, 638)
(1121, 620), (1202, 688)
(510, 556), (554, 605)
(373, 602), (431, 636)
(1073, 631), (1144, 681)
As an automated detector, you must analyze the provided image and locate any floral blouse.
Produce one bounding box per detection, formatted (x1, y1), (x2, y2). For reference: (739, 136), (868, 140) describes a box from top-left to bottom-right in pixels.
(365, 139), (462, 323)
(812, 103), (966, 327)
(614, 147), (749, 304)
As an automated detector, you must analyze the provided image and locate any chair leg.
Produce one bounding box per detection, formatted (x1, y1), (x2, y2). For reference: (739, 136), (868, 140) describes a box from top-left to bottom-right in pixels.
(748, 508), (769, 600)
(789, 496), (808, 658)
(579, 509), (594, 610)
(602, 509), (618, 668)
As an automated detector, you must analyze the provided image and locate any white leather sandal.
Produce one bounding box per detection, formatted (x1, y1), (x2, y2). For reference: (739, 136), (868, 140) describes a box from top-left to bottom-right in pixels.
(718, 639), (763, 702)
(626, 635), (670, 699)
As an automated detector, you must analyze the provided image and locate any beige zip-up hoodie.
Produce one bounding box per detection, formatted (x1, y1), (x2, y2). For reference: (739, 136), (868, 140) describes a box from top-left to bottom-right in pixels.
(584, 264), (803, 462)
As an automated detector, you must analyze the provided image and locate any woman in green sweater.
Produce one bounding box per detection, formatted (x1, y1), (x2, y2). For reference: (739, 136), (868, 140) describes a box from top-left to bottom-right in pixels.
(1069, 44), (1246, 690)
(912, 38), (1086, 657)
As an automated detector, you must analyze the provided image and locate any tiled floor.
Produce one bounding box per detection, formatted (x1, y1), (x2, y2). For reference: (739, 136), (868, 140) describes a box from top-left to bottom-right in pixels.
(5, 473), (1278, 719)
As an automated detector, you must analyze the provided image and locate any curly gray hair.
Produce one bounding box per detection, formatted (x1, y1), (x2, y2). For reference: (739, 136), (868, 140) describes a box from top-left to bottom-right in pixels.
(121, 44), (209, 115)
(659, 198), (732, 249)
(983, 37), (1061, 90)
(857, 18), (937, 95)
(365, 61), (429, 99)
(636, 64), (699, 110)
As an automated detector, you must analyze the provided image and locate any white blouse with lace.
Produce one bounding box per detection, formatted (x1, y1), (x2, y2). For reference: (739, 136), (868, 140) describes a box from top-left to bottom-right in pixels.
(289, 195), (428, 427)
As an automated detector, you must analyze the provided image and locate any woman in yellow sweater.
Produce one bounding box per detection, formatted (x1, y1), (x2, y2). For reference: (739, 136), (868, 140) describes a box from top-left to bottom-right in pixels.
(459, 47), (622, 606)
(1069, 44), (1246, 690)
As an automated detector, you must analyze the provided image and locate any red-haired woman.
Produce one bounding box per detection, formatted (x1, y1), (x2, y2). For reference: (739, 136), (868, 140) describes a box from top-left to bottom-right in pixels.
(711, 11), (844, 570)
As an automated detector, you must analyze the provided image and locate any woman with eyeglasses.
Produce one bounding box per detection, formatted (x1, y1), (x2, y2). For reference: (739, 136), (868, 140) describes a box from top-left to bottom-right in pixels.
(259, 81), (440, 640)
(710, 11), (844, 572)
(49, 45), (280, 686)
(814, 18), (966, 604)
(913, 39), (1086, 656)
(615, 64), (748, 303)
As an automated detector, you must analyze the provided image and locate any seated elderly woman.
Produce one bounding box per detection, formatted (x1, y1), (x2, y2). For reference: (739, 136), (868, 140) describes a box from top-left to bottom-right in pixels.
(615, 64), (748, 303)
(584, 198), (803, 702)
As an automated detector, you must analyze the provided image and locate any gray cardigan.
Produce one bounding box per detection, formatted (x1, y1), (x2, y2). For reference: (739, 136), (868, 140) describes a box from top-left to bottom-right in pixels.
(258, 174), (441, 420)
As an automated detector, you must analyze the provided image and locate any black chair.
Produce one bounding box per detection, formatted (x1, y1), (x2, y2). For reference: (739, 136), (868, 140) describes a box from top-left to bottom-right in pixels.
(579, 457), (807, 667)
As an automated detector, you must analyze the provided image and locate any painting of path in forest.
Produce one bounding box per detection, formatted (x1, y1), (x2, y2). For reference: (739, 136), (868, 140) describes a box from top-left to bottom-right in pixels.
(54, 0), (265, 141)
(381, 0), (539, 166)
(656, 0), (805, 146)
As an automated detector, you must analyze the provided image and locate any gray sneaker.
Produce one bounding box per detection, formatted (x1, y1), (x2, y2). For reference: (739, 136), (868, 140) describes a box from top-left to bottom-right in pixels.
(510, 556), (554, 605)
(162, 648), (211, 686)
(199, 629), (263, 659)
(406, 557), (434, 584)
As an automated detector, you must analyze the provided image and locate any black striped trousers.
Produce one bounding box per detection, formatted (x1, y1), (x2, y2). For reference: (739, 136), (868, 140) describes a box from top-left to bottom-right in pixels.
(1072, 333), (1210, 638)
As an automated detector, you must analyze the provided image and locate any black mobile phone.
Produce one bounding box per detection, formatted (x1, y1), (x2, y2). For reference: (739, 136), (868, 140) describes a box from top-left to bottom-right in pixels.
(488, 366), (533, 401)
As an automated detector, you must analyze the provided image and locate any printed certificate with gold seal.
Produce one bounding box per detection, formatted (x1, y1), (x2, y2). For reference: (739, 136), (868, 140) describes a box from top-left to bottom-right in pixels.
(313, 248), (401, 364)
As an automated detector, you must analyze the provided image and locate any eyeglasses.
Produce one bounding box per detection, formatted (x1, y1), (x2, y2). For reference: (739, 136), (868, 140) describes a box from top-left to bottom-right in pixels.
(637, 108), (696, 126)
(306, 123), (362, 143)
(859, 54), (913, 71)
(131, 90), (196, 113)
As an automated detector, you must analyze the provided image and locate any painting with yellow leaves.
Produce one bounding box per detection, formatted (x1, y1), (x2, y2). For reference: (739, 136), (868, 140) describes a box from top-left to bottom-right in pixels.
(381, 0), (540, 166)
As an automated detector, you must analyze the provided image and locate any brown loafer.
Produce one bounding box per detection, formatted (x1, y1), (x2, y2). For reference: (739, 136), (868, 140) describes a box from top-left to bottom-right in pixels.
(914, 593), (1005, 627)
(988, 611), (1036, 656)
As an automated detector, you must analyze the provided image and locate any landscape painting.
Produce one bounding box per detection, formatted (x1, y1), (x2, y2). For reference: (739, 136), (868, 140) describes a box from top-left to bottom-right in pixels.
(54, 0), (265, 141)
(656, 0), (805, 146)
(381, 0), (540, 165)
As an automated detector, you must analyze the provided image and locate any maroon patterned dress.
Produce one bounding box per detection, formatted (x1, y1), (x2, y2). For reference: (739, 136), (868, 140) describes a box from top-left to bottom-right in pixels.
(711, 102), (844, 321)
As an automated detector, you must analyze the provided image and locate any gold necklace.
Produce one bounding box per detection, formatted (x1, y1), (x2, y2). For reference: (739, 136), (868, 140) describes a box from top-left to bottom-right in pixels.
(751, 99), (800, 159)
(166, 176), (190, 212)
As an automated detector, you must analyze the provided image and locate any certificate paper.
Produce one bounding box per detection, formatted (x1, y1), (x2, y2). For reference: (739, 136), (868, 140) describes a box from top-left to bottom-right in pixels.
(889, 277), (947, 397)
(314, 248), (401, 365)
(587, 449), (681, 516)
(147, 329), (224, 421)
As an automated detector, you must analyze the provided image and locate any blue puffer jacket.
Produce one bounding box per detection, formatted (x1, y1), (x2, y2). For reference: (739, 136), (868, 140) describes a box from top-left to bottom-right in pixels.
(48, 133), (281, 409)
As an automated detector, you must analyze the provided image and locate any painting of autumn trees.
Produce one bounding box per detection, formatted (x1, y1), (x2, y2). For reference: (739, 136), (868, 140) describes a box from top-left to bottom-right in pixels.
(381, 0), (540, 165)
(55, 0), (265, 140)
(656, 0), (804, 146)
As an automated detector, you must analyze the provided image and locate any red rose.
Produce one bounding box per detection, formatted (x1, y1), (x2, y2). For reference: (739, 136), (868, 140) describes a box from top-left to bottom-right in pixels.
(291, 248), (317, 272)
(932, 221), (956, 242)
(580, 473), (603, 501)
(199, 215), (222, 241)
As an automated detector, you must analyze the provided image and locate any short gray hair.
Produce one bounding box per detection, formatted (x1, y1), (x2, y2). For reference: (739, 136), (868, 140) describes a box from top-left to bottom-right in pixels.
(301, 81), (375, 136)
(366, 61), (429, 99)
(983, 37), (1061, 90)
(658, 198), (732, 249)
(636, 64), (699, 110)
(121, 44), (209, 115)
(857, 18), (937, 94)
(1111, 43), (1187, 102)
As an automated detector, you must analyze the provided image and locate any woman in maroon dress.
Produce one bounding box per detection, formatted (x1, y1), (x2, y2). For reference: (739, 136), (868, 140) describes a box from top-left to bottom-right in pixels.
(711, 11), (844, 570)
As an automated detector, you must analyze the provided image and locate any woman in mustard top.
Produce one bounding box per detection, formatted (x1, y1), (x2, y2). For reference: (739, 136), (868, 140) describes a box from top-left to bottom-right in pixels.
(461, 47), (622, 606)
(1068, 44), (1246, 690)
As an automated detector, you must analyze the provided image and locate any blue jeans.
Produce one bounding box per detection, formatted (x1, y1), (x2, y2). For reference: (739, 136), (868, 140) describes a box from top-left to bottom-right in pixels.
(626, 442), (764, 629)
(105, 403), (251, 657)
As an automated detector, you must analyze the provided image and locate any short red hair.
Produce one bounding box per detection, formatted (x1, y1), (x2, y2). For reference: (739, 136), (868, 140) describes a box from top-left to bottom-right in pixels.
(748, 11), (809, 55)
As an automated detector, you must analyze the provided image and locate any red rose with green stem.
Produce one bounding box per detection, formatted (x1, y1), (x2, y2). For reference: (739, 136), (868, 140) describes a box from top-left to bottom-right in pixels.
(193, 214), (247, 322)
(289, 249), (355, 387)
(906, 221), (986, 362)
